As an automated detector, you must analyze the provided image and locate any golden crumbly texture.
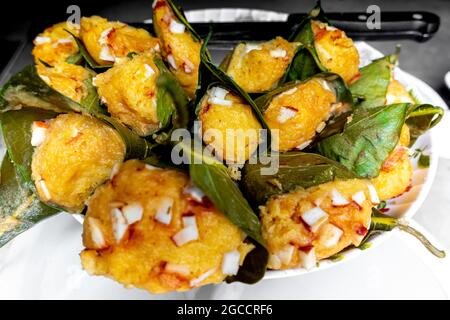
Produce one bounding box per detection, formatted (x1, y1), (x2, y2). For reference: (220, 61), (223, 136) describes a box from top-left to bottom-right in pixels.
(80, 16), (160, 65)
(386, 79), (415, 105)
(95, 52), (160, 136)
(32, 21), (79, 66)
(31, 113), (125, 212)
(80, 160), (252, 294)
(32, 22), (92, 103)
(261, 179), (373, 269)
(153, 0), (201, 97)
(225, 37), (300, 93)
(263, 79), (337, 152)
(312, 21), (360, 84)
(371, 80), (414, 200)
(36, 63), (93, 103)
(372, 150), (412, 201)
(199, 89), (262, 163)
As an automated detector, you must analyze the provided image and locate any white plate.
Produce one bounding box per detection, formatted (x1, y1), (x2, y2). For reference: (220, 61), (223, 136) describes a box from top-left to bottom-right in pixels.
(0, 9), (448, 291)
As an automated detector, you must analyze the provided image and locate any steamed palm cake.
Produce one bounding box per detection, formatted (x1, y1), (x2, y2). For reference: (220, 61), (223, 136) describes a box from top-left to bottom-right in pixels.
(36, 63), (94, 103)
(81, 160), (253, 294)
(198, 86), (262, 163)
(225, 37), (300, 93)
(371, 80), (414, 200)
(94, 52), (161, 136)
(80, 16), (160, 65)
(261, 179), (375, 270)
(32, 21), (79, 66)
(372, 148), (412, 201)
(153, 0), (201, 97)
(31, 113), (125, 212)
(32, 21), (93, 103)
(311, 20), (360, 83)
(263, 79), (342, 152)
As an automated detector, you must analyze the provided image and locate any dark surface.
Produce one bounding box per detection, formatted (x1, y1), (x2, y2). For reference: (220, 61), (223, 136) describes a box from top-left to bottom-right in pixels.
(1, 0), (449, 104)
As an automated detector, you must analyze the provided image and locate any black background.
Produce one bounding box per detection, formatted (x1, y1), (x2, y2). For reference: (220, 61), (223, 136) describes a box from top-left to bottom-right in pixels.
(0, 0), (449, 104)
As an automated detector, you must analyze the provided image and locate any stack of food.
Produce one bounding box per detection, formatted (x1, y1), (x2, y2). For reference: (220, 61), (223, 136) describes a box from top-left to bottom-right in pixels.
(0, 1), (444, 294)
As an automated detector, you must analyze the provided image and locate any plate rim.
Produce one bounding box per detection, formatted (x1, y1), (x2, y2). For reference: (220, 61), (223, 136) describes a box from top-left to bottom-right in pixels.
(1, 8), (446, 283)
(70, 53), (442, 280)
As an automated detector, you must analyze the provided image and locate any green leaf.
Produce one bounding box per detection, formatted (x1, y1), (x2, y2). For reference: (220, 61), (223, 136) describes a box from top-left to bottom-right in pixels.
(186, 149), (269, 282)
(311, 111), (351, 146)
(79, 76), (102, 114)
(418, 154), (430, 168)
(218, 52), (232, 71)
(0, 65), (105, 115)
(0, 108), (58, 186)
(242, 152), (355, 206)
(0, 108), (153, 191)
(65, 52), (84, 65)
(126, 51), (138, 59)
(65, 29), (113, 70)
(189, 161), (268, 284)
(285, 2), (329, 81)
(318, 103), (444, 177)
(359, 209), (445, 258)
(289, 2), (329, 43)
(406, 103), (444, 145)
(195, 32), (271, 141)
(38, 59), (53, 68)
(156, 82), (175, 131)
(226, 240), (268, 284)
(318, 103), (408, 178)
(283, 46), (326, 83)
(97, 114), (156, 160)
(376, 200), (387, 210)
(0, 153), (59, 248)
(0, 64), (154, 161)
(349, 54), (396, 110)
(189, 162), (265, 246)
(0, 65), (82, 113)
(221, 2), (330, 89)
(408, 89), (422, 105)
(152, 56), (190, 144)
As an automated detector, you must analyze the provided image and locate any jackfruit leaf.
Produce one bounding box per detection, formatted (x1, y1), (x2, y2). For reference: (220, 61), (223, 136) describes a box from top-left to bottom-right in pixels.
(179, 138), (268, 282)
(318, 103), (408, 178)
(189, 162), (265, 246)
(0, 65), (82, 114)
(65, 29), (113, 70)
(285, 2), (329, 81)
(289, 2), (329, 44)
(97, 114), (157, 160)
(0, 65), (104, 115)
(0, 153), (59, 248)
(65, 51), (84, 65)
(283, 46), (326, 83)
(242, 152), (355, 206)
(349, 54), (397, 110)
(189, 160), (268, 284)
(406, 103), (444, 145)
(0, 65), (154, 162)
(359, 209), (445, 258)
(226, 240), (268, 285)
(80, 76), (102, 114)
(153, 56), (190, 144)
(0, 108), (58, 186)
(318, 103), (443, 178)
